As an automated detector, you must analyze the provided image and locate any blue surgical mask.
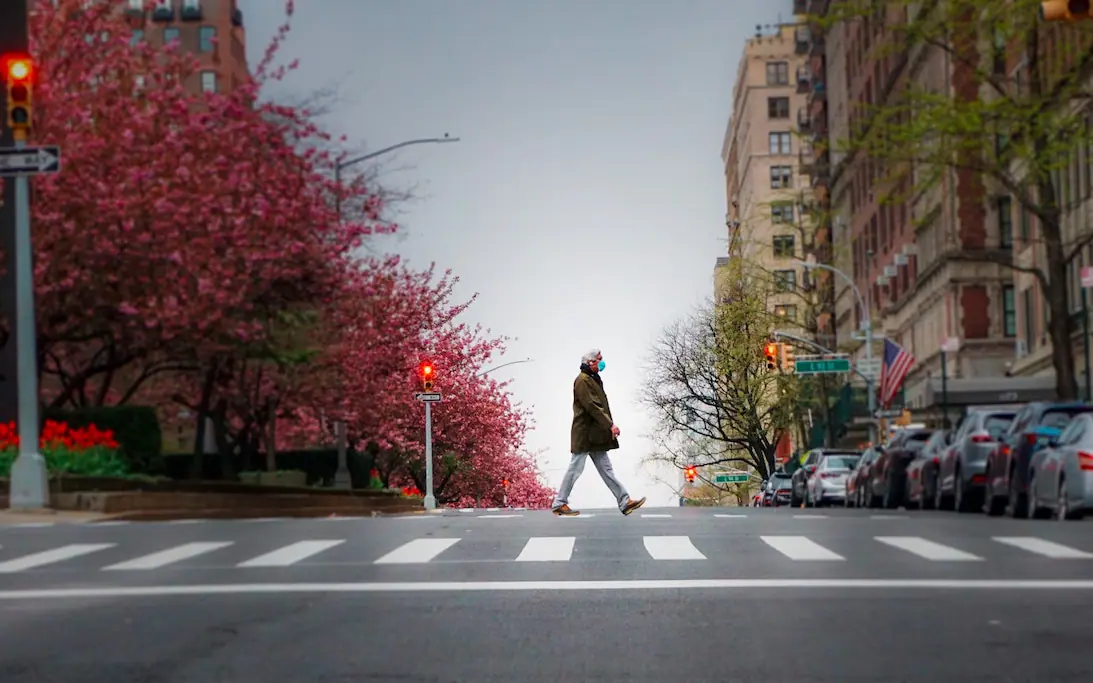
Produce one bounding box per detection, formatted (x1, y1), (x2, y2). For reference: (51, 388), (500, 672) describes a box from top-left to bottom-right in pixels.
(597, 360), (606, 372)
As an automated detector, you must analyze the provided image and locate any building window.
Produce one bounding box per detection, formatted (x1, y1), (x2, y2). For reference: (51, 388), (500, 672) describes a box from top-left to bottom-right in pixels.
(1003, 285), (1016, 337)
(773, 235), (795, 258)
(768, 131), (792, 155)
(200, 71), (217, 93)
(767, 96), (790, 119)
(997, 196), (1013, 249)
(774, 304), (797, 320)
(163, 27), (180, 44)
(766, 61), (789, 85)
(770, 165), (793, 189)
(199, 26), (216, 52)
(774, 270), (796, 292)
(771, 202), (794, 223)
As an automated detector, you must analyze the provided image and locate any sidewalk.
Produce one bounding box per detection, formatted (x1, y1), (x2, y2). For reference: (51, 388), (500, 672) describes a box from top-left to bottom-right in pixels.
(0, 509), (110, 525)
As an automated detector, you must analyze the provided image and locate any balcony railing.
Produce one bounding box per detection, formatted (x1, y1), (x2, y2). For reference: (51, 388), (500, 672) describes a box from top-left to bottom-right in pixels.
(795, 27), (810, 55)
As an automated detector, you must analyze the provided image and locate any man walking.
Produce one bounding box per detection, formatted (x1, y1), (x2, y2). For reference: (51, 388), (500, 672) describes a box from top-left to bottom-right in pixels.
(552, 349), (646, 517)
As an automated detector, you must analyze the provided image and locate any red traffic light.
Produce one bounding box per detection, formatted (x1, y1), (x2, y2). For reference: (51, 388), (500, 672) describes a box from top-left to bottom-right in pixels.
(3, 55), (32, 83)
(765, 343), (778, 356)
(684, 466), (697, 482)
(418, 360), (434, 378)
(502, 478), (509, 487)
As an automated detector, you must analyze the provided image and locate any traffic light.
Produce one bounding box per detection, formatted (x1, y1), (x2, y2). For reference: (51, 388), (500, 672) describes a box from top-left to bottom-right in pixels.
(684, 466), (697, 483)
(418, 359), (435, 391)
(764, 342), (779, 371)
(780, 343), (795, 372)
(1041, 0), (1093, 20)
(3, 54), (33, 138)
(501, 478), (509, 488)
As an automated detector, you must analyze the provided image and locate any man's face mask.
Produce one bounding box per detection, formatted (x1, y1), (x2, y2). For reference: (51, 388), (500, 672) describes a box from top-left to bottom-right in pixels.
(597, 360), (606, 372)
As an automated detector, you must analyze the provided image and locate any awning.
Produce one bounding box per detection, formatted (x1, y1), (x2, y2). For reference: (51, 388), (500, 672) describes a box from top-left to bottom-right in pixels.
(922, 375), (1062, 407)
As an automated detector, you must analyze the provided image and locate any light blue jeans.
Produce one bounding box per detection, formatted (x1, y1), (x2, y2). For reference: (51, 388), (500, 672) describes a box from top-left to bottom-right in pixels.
(552, 451), (631, 511)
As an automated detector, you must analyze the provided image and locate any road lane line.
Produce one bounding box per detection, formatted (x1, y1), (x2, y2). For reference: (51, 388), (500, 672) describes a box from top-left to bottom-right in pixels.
(992, 536), (1093, 559)
(714, 514), (747, 518)
(373, 538), (460, 564)
(643, 536), (706, 560)
(0, 543), (115, 573)
(103, 542), (234, 571)
(477, 514), (523, 519)
(875, 536), (982, 561)
(237, 541), (345, 568)
(793, 514), (827, 519)
(641, 514), (672, 518)
(761, 536), (844, 561)
(516, 537), (575, 562)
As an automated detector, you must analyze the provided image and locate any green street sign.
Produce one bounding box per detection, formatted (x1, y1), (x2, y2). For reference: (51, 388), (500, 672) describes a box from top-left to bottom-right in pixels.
(794, 358), (851, 374)
(714, 473), (749, 484)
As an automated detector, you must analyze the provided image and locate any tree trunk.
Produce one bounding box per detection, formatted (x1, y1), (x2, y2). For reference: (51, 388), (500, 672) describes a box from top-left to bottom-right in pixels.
(266, 397), (277, 472)
(189, 361), (218, 480)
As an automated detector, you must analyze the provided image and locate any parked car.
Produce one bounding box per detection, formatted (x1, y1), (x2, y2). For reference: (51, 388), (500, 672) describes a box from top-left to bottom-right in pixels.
(936, 407), (1016, 512)
(767, 472), (793, 507)
(845, 446), (880, 507)
(904, 429), (950, 509)
(805, 452), (860, 507)
(789, 448), (861, 506)
(982, 401), (1092, 517)
(865, 428), (932, 509)
(1026, 412), (1093, 520)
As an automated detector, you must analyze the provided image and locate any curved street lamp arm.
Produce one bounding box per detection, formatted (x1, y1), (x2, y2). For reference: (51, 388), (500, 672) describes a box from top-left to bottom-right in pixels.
(338, 137), (461, 171)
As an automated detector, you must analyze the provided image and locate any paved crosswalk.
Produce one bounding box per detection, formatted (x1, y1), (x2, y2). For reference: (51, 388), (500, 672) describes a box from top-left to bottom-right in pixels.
(0, 534), (1090, 573)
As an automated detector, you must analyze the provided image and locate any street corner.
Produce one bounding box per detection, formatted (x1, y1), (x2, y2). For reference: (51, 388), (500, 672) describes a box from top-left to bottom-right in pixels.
(0, 508), (108, 525)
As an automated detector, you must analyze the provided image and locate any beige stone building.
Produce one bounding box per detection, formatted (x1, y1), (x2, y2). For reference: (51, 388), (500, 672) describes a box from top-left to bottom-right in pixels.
(717, 24), (813, 327)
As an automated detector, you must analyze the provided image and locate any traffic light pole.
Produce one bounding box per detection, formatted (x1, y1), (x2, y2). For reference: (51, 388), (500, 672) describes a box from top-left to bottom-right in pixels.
(423, 401), (436, 510)
(8, 137), (46, 509)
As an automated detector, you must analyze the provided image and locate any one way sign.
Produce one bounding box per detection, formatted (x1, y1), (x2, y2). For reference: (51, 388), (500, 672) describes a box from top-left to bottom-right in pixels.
(0, 146), (61, 177)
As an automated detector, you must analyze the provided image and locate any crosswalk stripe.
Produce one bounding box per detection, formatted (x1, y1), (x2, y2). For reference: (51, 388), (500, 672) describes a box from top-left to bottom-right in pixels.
(0, 543), (115, 573)
(992, 537), (1093, 559)
(643, 536), (706, 560)
(237, 540), (345, 567)
(103, 542), (233, 571)
(374, 538), (460, 564)
(516, 537), (575, 562)
(875, 536), (982, 561)
(761, 536), (844, 561)
(714, 514), (747, 518)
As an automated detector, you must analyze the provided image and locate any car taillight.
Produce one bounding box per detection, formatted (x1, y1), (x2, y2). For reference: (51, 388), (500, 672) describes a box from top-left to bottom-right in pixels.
(932, 456), (940, 465)
(1000, 444), (1011, 456)
(970, 474), (986, 484)
(971, 433), (993, 443)
(777, 488), (790, 494)
(820, 472), (839, 479)
(1025, 433), (1040, 445)
(1079, 451), (1093, 471)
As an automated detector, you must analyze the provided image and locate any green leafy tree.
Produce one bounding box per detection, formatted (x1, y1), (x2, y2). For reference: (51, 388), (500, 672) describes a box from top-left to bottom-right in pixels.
(818, 0), (1093, 398)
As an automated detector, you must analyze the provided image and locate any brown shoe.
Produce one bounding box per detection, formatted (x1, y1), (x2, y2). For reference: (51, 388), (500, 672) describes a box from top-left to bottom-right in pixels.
(552, 504), (580, 516)
(621, 497), (646, 515)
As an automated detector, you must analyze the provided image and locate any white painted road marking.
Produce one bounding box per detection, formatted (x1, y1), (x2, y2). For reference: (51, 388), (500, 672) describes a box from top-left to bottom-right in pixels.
(875, 536), (983, 561)
(871, 515), (907, 519)
(643, 536), (706, 560)
(374, 538), (460, 564)
(10, 522), (54, 528)
(641, 514), (672, 518)
(103, 542), (234, 571)
(516, 537), (575, 562)
(761, 536), (845, 561)
(0, 543), (115, 573)
(237, 541), (345, 568)
(793, 514), (827, 519)
(5, 579), (1093, 599)
(477, 514), (523, 519)
(166, 519), (204, 525)
(714, 514), (747, 518)
(992, 537), (1093, 559)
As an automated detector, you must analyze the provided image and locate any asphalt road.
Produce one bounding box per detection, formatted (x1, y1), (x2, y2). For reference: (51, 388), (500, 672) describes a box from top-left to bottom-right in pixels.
(0, 506), (1090, 682)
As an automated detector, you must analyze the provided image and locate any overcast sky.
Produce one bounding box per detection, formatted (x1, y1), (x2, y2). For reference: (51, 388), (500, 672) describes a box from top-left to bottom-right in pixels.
(240, 0), (783, 508)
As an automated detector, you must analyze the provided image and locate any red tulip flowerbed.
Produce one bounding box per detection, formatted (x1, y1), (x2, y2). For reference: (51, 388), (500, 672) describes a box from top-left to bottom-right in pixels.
(0, 420), (129, 477)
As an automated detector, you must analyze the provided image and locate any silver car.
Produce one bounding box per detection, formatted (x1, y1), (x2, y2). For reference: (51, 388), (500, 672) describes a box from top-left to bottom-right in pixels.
(806, 453), (860, 507)
(1027, 412), (1093, 521)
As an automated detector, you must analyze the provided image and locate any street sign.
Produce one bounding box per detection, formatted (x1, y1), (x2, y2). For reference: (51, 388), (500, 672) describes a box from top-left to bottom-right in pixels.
(874, 409), (904, 419)
(714, 473), (749, 484)
(794, 357), (851, 374)
(414, 392), (442, 402)
(0, 145), (60, 176)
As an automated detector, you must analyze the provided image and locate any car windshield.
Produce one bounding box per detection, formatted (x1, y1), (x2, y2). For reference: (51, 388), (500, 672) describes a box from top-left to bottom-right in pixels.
(823, 456), (858, 469)
(984, 415), (1014, 438)
(1039, 408), (1091, 430)
(771, 475), (791, 488)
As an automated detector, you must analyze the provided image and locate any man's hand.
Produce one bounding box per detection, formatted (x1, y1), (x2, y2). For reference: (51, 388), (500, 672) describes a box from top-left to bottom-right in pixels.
(611, 424), (621, 438)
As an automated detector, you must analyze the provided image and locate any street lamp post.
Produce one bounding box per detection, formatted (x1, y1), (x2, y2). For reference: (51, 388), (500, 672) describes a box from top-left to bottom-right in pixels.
(476, 357), (534, 377)
(331, 134), (460, 490)
(793, 259), (877, 445)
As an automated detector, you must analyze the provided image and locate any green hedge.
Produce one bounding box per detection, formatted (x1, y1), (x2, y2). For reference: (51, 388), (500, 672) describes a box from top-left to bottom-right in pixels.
(43, 406), (162, 474)
(160, 448), (375, 487)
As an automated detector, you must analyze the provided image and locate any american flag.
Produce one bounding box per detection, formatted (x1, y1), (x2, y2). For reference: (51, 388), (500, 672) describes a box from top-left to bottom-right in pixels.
(878, 339), (914, 408)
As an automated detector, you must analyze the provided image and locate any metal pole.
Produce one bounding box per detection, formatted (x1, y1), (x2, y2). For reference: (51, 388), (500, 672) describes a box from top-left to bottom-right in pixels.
(941, 351), (949, 429)
(1083, 288), (1091, 402)
(8, 137), (47, 509)
(333, 420), (350, 489)
(423, 401), (436, 509)
(864, 320), (877, 445)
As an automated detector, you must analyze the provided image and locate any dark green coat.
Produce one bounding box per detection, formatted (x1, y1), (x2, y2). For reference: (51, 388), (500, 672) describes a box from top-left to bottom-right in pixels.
(571, 369), (619, 454)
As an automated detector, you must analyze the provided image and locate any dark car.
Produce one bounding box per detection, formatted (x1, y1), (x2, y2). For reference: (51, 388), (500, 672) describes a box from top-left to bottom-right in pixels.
(904, 429), (950, 509)
(846, 446), (881, 507)
(936, 407), (1016, 512)
(766, 473), (793, 507)
(982, 401), (1093, 517)
(866, 428), (933, 509)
